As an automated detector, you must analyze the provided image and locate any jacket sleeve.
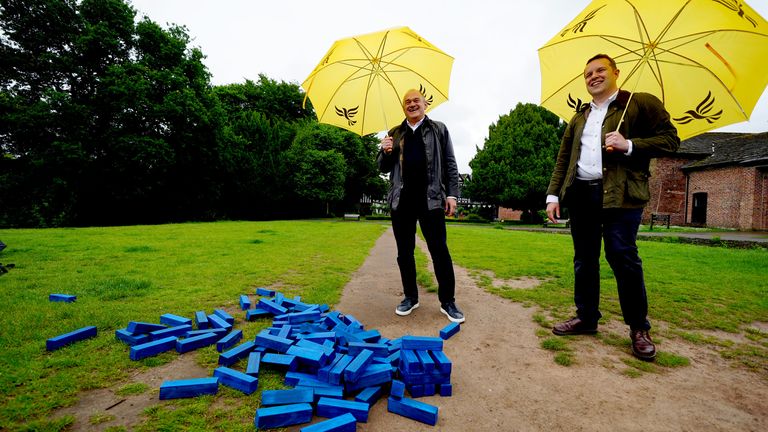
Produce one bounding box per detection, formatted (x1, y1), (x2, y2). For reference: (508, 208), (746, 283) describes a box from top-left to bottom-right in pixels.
(377, 126), (400, 174)
(546, 119), (576, 198)
(628, 93), (680, 158)
(440, 124), (460, 197)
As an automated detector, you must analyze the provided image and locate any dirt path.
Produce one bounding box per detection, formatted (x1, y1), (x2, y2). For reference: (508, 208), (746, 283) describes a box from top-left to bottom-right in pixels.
(327, 227), (767, 431)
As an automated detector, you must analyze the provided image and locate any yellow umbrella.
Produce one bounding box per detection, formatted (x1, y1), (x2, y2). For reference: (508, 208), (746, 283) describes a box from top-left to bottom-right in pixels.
(302, 26), (453, 136)
(539, 0), (768, 140)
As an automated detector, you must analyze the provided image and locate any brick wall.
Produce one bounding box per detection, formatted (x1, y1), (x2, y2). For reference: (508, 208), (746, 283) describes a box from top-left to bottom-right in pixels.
(643, 158), (688, 226)
(686, 166), (761, 230)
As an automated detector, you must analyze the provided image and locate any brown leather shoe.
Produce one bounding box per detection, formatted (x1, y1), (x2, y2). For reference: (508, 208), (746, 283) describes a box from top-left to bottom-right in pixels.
(630, 329), (656, 361)
(552, 317), (598, 336)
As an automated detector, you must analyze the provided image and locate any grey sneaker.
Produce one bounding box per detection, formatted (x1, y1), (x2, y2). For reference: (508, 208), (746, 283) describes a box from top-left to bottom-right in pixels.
(440, 302), (465, 323)
(395, 297), (419, 316)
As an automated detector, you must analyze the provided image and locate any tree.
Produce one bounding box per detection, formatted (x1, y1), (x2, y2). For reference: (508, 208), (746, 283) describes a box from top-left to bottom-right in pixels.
(465, 103), (565, 222)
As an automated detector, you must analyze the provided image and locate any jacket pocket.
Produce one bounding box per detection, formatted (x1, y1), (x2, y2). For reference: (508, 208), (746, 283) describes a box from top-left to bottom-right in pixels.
(625, 171), (650, 202)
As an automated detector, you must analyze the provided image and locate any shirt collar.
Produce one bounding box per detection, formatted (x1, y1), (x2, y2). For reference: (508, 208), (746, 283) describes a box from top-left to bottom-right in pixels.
(590, 90), (619, 110)
(406, 116), (426, 131)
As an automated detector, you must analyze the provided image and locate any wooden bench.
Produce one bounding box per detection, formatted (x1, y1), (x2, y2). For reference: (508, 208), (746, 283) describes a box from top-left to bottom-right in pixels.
(649, 213), (670, 230)
(343, 213), (360, 221)
(543, 218), (570, 228)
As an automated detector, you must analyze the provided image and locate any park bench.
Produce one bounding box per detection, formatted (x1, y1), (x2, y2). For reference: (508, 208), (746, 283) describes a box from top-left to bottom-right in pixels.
(649, 213), (671, 230)
(543, 218), (570, 228)
(343, 213), (360, 221)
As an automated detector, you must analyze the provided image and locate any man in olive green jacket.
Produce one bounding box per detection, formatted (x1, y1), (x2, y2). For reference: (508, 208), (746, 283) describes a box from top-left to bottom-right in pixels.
(545, 54), (679, 361)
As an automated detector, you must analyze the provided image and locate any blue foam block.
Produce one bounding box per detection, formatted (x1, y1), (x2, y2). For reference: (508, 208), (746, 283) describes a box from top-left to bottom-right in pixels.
(194, 311), (209, 329)
(262, 353), (298, 371)
(355, 385), (383, 406)
(129, 336), (177, 360)
(49, 294), (76, 303)
(115, 328), (150, 346)
(208, 314), (232, 331)
(401, 335), (443, 351)
(387, 396), (439, 426)
(299, 412), (357, 432)
(254, 330), (293, 353)
(329, 354), (354, 385)
(216, 329), (242, 353)
(439, 321), (460, 340)
(239, 294), (251, 310)
(287, 344), (327, 368)
(213, 309), (234, 324)
(246, 308), (272, 321)
(160, 313), (192, 327)
(159, 377), (218, 400)
(300, 385), (344, 403)
(149, 324), (192, 341)
(126, 321), (166, 334)
(415, 350), (435, 373)
(390, 379), (406, 399)
(176, 331), (219, 353)
(213, 366), (258, 394)
(316, 397), (369, 422)
(184, 328), (227, 338)
(347, 342), (389, 357)
(431, 350), (452, 374)
(254, 403), (313, 429)
(439, 383), (453, 397)
(343, 349), (374, 383)
(261, 388), (315, 406)
(246, 352), (261, 376)
(219, 340), (255, 366)
(344, 363), (392, 393)
(46, 326), (97, 351)
(256, 287), (276, 297)
(258, 298), (288, 315)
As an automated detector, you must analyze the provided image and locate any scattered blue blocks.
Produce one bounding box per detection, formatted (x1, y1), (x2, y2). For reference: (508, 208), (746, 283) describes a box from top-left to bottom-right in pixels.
(46, 326), (97, 351)
(254, 403), (313, 429)
(355, 386), (383, 406)
(159, 377), (218, 400)
(49, 294), (76, 303)
(246, 308), (271, 321)
(256, 287), (276, 297)
(246, 352), (261, 376)
(149, 324), (192, 341)
(213, 309), (234, 325)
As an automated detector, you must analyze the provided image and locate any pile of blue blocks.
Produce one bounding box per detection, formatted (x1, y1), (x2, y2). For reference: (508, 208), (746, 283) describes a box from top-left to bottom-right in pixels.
(116, 287), (461, 430)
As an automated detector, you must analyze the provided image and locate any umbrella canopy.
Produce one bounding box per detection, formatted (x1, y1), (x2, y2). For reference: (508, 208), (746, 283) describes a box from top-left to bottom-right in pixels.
(302, 26), (453, 136)
(538, 0), (768, 140)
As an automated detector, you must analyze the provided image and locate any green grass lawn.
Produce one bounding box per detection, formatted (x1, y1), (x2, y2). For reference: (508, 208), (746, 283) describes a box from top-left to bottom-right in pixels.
(0, 220), (385, 431)
(446, 225), (768, 373)
(1, 220), (766, 430)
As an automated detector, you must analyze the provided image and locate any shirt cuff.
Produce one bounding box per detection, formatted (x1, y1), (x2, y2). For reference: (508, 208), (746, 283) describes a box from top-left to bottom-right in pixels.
(625, 139), (633, 156)
(546, 194), (559, 204)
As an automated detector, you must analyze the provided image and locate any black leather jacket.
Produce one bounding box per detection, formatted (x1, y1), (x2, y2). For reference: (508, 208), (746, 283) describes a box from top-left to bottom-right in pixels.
(377, 116), (460, 211)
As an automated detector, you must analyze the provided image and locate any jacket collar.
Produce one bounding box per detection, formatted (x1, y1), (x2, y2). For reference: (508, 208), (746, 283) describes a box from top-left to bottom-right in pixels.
(578, 89), (631, 113)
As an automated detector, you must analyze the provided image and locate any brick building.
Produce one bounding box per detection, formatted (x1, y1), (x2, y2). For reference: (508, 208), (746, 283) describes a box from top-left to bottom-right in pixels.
(645, 132), (768, 230)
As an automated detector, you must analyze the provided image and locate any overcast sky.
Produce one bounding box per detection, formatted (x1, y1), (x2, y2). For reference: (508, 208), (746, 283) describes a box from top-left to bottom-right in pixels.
(129, 0), (768, 173)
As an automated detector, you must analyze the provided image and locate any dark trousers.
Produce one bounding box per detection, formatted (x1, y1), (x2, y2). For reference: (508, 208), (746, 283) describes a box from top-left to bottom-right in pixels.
(391, 193), (455, 305)
(566, 179), (651, 331)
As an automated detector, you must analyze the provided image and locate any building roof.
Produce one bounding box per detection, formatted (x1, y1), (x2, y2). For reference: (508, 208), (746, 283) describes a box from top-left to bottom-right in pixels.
(681, 132), (768, 170)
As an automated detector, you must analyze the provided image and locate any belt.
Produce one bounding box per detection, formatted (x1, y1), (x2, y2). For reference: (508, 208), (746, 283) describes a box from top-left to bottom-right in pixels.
(575, 178), (602, 186)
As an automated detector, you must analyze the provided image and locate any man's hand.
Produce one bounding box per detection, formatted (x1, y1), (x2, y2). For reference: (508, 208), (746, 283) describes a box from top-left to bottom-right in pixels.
(445, 197), (457, 217)
(380, 136), (394, 154)
(605, 131), (629, 153)
(546, 202), (560, 223)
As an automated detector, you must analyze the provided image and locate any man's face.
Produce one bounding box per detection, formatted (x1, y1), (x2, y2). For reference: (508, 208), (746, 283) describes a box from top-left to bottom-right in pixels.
(584, 58), (619, 99)
(402, 91), (426, 123)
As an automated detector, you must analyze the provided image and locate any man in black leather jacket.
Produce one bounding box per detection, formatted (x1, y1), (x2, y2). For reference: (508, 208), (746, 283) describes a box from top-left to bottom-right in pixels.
(377, 88), (464, 323)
